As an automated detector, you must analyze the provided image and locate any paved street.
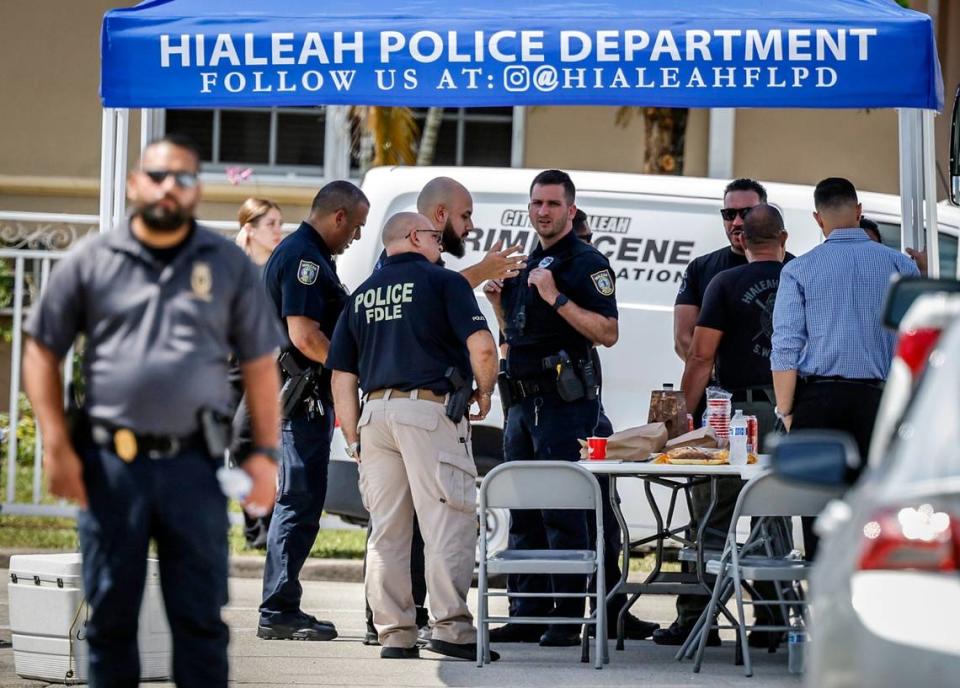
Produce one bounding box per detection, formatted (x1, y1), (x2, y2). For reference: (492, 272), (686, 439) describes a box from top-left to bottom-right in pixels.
(0, 570), (800, 687)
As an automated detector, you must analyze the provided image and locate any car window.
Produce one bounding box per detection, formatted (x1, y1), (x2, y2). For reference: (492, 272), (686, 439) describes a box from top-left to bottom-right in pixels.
(872, 221), (957, 278)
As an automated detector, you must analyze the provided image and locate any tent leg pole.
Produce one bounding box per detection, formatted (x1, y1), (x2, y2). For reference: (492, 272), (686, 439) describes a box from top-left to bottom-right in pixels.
(922, 109), (940, 278)
(99, 109), (117, 234)
(112, 109), (130, 228)
(898, 108), (924, 255)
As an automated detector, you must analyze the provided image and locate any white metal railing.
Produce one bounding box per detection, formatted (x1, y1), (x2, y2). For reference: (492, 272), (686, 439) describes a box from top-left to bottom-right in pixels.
(0, 211), (326, 528)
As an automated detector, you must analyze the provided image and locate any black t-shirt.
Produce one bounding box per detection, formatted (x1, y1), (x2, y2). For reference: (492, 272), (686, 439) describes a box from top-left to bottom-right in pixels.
(696, 260), (785, 390)
(675, 246), (747, 308)
(326, 252), (489, 393)
(135, 223), (196, 265)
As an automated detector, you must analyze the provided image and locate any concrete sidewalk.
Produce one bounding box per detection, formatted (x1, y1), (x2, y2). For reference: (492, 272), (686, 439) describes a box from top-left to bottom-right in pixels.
(0, 570), (801, 688)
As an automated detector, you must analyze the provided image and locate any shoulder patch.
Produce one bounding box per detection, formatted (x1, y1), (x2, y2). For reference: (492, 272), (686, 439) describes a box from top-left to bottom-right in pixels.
(297, 260), (319, 285)
(590, 269), (615, 296)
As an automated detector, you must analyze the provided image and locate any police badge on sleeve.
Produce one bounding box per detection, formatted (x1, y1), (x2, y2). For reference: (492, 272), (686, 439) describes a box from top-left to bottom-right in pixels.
(591, 269), (615, 296)
(297, 260), (319, 285)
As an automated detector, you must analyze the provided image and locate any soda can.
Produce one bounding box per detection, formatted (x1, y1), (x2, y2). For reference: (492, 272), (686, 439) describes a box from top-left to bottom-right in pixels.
(746, 415), (759, 454)
(686, 413), (694, 432)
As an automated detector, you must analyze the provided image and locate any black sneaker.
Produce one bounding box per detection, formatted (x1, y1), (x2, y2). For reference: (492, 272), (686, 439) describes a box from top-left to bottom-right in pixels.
(363, 628), (380, 646)
(651, 620), (720, 647)
(381, 646), (419, 659)
(488, 623), (544, 643)
(426, 639), (499, 662)
(257, 617), (338, 641)
(539, 627), (581, 647)
(588, 614), (660, 639)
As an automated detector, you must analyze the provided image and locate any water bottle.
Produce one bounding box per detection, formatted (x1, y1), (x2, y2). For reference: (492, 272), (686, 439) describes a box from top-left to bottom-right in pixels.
(216, 466), (252, 501)
(787, 619), (806, 674)
(728, 410), (748, 465)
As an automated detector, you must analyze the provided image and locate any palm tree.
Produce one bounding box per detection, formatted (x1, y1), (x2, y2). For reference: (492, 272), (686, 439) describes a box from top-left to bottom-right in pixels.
(616, 107), (689, 175)
(349, 106), (420, 174)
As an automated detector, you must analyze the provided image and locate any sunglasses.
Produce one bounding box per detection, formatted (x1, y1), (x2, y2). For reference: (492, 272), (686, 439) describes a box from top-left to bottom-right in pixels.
(405, 228), (443, 244)
(142, 169), (199, 189)
(720, 206), (754, 222)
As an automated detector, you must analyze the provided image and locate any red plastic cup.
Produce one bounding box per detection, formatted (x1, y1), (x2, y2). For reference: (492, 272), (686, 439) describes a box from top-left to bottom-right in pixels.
(587, 437), (608, 460)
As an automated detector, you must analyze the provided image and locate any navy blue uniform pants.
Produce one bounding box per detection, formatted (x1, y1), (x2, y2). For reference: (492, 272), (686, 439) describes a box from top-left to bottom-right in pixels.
(503, 394), (598, 620)
(260, 401), (334, 623)
(77, 441), (229, 688)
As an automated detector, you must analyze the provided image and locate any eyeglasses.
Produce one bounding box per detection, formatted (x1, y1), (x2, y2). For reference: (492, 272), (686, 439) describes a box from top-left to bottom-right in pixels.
(405, 229), (443, 244)
(142, 169), (199, 189)
(720, 206), (754, 222)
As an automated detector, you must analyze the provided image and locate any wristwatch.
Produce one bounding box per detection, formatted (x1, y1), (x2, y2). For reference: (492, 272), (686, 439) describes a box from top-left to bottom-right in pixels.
(552, 294), (569, 311)
(774, 406), (793, 422)
(252, 446), (280, 463)
(345, 441), (360, 459)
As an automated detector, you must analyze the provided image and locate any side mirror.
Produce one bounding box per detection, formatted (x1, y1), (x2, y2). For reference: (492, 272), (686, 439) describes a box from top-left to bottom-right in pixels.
(881, 274), (960, 330)
(952, 85), (960, 205)
(767, 431), (862, 488)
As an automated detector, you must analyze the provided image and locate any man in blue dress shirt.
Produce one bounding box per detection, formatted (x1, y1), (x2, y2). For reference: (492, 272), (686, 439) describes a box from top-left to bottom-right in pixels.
(771, 177), (919, 555)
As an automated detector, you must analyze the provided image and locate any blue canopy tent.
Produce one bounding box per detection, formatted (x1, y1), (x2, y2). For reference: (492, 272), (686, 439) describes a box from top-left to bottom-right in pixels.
(99, 0), (945, 270)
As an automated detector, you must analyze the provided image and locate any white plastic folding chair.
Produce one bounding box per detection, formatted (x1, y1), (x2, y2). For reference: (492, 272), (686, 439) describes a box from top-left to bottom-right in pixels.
(476, 461), (606, 669)
(687, 471), (844, 677)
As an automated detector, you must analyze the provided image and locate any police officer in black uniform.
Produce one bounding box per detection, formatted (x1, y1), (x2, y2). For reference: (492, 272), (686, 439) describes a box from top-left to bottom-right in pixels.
(23, 135), (282, 687)
(484, 170), (618, 647)
(258, 181), (369, 641)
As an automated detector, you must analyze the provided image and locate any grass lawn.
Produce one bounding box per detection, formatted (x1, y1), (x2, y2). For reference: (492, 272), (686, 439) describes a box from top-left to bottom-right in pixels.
(0, 515), (368, 559)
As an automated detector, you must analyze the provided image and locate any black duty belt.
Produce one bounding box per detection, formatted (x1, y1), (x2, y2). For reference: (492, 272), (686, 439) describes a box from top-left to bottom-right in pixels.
(801, 375), (885, 390)
(508, 375), (556, 400)
(89, 420), (204, 462)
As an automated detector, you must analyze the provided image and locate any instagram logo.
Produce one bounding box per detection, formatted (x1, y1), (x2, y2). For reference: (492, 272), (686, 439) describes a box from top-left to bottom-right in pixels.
(503, 66), (530, 92)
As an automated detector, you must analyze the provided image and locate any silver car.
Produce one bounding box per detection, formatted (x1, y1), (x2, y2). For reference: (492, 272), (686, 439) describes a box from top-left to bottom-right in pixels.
(773, 285), (960, 688)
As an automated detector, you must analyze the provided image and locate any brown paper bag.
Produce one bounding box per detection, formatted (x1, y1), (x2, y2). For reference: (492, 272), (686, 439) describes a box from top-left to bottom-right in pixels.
(647, 386), (689, 439)
(579, 422), (668, 460)
(665, 426), (719, 450)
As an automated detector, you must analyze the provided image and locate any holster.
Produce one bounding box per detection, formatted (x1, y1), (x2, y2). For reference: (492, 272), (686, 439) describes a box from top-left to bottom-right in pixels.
(444, 366), (472, 423)
(197, 407), (232, 459)
(278, 350), (319, 418)
(541, 350), (585, 403)
(496, 359), (514, 415)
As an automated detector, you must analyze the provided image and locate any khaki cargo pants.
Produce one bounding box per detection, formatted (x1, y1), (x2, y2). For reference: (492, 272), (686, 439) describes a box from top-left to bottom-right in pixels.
(358, 391), (478, 648)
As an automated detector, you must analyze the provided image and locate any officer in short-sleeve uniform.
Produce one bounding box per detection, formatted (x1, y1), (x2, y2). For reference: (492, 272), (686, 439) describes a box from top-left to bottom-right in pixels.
(497, 223), (617, 644)
(328, 212), (498, 660)
(23, 216), (282, 684)
(258, 221), (347, 636)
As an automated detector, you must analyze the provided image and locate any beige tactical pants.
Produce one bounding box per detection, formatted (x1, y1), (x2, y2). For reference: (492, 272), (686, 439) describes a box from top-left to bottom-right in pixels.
(358, 391), (478, 648)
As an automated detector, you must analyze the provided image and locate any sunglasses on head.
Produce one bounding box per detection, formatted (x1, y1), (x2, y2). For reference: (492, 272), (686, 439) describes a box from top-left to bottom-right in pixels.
(720, 206), (754, 222)
(142, 169), (199, 189)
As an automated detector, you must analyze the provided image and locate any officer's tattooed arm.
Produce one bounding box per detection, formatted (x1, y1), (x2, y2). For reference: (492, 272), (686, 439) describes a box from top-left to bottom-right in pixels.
(331, 371), (362, 455)
(465, 330), (497, 421)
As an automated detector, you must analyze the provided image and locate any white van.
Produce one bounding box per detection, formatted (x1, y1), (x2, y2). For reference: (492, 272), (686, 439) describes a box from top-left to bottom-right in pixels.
(324, 166), (960, 549)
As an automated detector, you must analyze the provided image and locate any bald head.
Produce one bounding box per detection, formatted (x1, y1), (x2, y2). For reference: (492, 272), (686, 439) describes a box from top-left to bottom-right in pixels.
(417, 177), (470, 216)
(382, 212), (427, 245)
(741, 204), (787, 261)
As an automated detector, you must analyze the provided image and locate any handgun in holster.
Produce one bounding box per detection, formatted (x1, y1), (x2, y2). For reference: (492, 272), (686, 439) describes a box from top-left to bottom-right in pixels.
(278, 351), (318, 419)
(64, 381), (89, 449)
(444, 366), (472, 423)
(542, 350), (586, 402)
(496, 359), (514, 416)
(198, 407), (232, 459)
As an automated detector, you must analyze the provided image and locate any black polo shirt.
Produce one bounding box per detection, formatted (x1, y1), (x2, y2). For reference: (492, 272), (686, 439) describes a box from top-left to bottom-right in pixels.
(501, 229), (618, 378)
(263, 222), (348, 392)
(327, 252), (489, 394)
(697, 260), (785, 390)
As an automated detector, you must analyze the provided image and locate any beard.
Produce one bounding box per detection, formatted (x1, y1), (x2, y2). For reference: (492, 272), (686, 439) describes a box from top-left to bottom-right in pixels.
(440, 218), (466, 258)
(137, 199), (191, 232)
